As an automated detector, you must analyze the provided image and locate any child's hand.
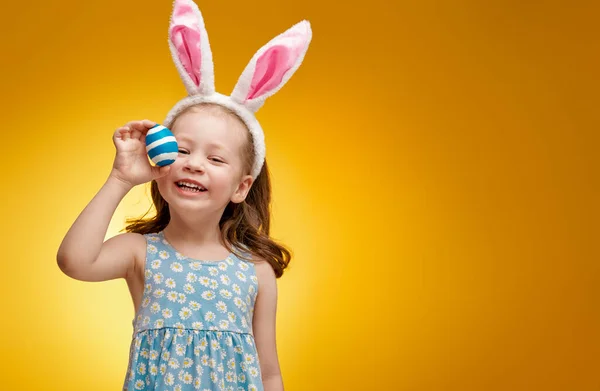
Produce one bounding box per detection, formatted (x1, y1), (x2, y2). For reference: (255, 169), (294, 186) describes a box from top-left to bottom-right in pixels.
(110, 119), (171, 188)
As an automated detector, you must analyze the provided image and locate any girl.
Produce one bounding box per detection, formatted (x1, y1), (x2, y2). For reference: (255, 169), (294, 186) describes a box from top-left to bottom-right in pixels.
(56, 1), (312, 390)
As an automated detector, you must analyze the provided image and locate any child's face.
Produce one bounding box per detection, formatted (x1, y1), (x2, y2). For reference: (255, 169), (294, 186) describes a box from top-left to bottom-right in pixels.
(155, 107), (253, 213)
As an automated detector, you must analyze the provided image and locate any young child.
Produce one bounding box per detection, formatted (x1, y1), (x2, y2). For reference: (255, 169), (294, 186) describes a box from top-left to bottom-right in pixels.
(56, 0), (312, 390)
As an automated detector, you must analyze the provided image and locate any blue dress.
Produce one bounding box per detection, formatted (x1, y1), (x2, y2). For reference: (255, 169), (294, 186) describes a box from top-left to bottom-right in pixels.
(122, 231), (264, 391)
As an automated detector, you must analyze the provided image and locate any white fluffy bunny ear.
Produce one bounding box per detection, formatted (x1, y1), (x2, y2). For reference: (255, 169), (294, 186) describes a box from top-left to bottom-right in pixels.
(230, 20), (312, 112)
(168, 0), (215, 96)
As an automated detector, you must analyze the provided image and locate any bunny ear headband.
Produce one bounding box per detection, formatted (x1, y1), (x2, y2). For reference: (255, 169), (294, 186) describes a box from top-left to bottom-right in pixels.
(162, 0), (312, 179)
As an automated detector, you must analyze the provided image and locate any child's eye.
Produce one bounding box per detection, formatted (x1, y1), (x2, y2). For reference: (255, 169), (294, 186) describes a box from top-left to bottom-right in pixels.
(178, 149), (189, 154)
(211, 158), (224, 163)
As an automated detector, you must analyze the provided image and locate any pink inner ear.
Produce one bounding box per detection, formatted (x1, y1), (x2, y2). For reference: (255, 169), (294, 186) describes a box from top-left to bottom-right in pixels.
(246, 44), (303, 100)
(170, 1), (203, 87)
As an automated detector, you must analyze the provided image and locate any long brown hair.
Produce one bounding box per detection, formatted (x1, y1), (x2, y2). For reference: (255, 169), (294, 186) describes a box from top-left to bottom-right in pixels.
(121, 103), (291, 278)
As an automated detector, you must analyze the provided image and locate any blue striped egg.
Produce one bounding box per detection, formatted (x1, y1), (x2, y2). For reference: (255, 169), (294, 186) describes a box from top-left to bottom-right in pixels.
(145, 124), (178, 166)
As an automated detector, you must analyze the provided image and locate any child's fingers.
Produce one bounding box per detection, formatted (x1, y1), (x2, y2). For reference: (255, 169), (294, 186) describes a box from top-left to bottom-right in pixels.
(141, 119), (157, 129)
(128, 120), (156, 140)
(116, 126), (131, 141)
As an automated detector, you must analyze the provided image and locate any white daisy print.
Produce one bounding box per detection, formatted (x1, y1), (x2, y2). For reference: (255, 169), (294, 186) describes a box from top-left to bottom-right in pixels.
(174, 385), (182, 391)
(227, 312), (236, 323)
(244, 353), (255, 364)
(171, 262), (183, 272)
(177, 293), (187, 304)
(165, 278), (176, 288)
(235, 271), (247, 282)
(189, 301), (201, 310)
(199, 338), (208, 351)
(190, 261), (203, 270)
(154, 318), (164, 328)
(179, 307), (192, 320)
(218, 262), (228, 271)
(201, 354), (209, 366)
(153, 288), (165, 299)
(201, 290), (215, 300)
(181, 371), (193, 384)
(137, 362), (146, 375)
(144, 269), (153, 279)
(162, 308), (173, 319)
(142, 297), (150, 308)
(167, 291), (178, 302)
(233, 297), (244, 308)
(249, 384), (259, 391)
(210, 372), (218, 383)
(134, 380), (145, 390)
(248, 285), (256, 295)
(208, 266), (219, 276)
(175, 344), (186, 356)
(219, 320), (230, 329)
(238, 262), (249, 271)
(225, 371), (236, 382)
(185, 272), (197, 283)
(182, 357), (194, 369)
(209, 279), (219, 289)
(140, 348), (149, 359)
(232, 284), (241, 295)
(233, 346), (243, 354)
(165, 372), (175, 385)
(159, 250), (170, 260)
(226, 257), (234, 265)
(147, 244), (158, 254)
(219, 289), (232, 299)
(241, 317), (248, 328)
(168, 357), (180, 369)
(199, 276), (210, 287)
(238, 373), (246, 382)
(153, 273), (164, 284)
(210, 340), (220, 350)
(227, 358), (236, 369)
(159, 363), (167, 375)
(249, 367), (259, 378)
(144, 283), (152, 294)
(151, 259), (162, 269)
(150, 350), (159, 360)
(204, 311), (216, 322)
(184, 283), (195, 294)
(220, 275), (231, 285)
(149, 363), (158, 376)
(150, 302), (161, 314)
(191, 321), (204, 330)
(250, 275), (258, 284)
(215, 301), (227, 313)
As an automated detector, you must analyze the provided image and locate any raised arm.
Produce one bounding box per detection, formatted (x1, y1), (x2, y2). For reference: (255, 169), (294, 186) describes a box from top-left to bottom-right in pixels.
(56, 119), (170, 282)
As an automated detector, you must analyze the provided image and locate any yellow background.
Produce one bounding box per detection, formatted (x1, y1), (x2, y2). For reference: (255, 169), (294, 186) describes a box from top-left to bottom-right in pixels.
(0, 0), (598, 389)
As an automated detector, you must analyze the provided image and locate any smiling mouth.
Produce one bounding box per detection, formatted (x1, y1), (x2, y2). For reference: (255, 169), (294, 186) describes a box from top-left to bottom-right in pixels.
(175, 182), (207, 193)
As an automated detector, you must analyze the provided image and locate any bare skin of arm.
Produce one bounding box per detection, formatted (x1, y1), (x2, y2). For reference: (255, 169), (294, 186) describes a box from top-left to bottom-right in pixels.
(57, 119), (170, 282)
(253, 260), (284, 391)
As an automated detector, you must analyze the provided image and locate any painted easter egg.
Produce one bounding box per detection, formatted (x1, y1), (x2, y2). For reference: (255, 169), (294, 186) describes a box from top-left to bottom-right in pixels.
(145, 124), (178, 166)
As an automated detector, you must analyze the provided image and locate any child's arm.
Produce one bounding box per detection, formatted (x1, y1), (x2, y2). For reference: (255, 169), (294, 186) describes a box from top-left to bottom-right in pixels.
(56, 175), (138, 282)
(253, 261), (284, 391)
(57, 119), (170, 282)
